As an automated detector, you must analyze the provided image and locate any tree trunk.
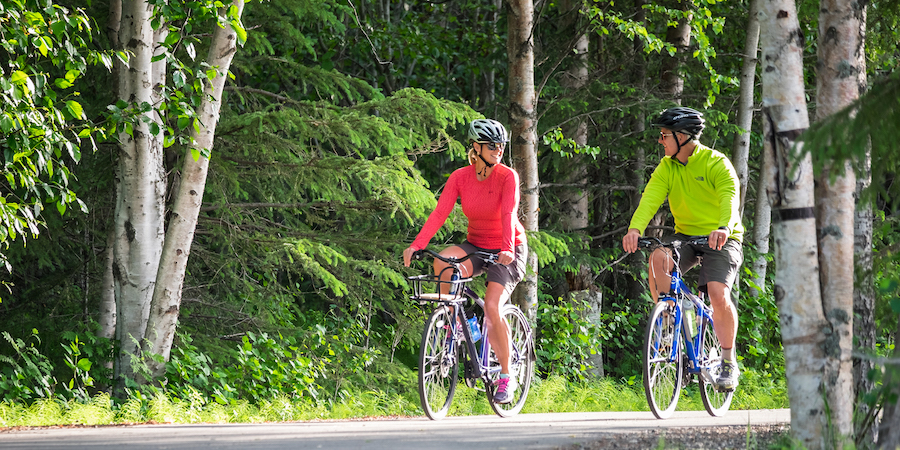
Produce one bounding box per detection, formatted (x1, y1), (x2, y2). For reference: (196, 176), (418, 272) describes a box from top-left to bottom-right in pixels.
(739, 0), (770, 300)
(750, 168), (772, 297)
(107, 0), (245, 387)
(660, 1), (692, 104)
(559, 0), (591, 293)
(142, 0), (245, 378)
(878, 317), (900, 449)
(814, 0), (866, 441)
(853, 151), (876, 445)
(507, 0), (539, 314)
(625, 0), (649, 302)
(733, 0), (760, 220)
(646, 0), (692, 239)
(111, 0), (167, 388)
(758, 1), (828, 448)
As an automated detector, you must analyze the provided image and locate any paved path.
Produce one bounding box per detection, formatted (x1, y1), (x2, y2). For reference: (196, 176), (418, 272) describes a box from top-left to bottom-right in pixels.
(0, 409), (791, 450)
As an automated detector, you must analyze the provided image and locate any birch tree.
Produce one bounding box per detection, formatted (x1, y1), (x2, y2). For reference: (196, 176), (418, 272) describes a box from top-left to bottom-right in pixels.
(106, 0), (246, 385)
(729, 0), (769, 300)
(732, 0), (760, 220)
(758, 0), (828, 447)
(645, 0), (692, 239)
(507, 0), (539, 312)
(142, 0), (246, 378)
(814, 0), (866, 441)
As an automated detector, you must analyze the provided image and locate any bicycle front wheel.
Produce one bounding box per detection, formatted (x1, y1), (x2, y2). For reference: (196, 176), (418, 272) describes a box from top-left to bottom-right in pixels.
(698, 315), (734, 417)
(643, 301), (683, 419)
(487, 305), (534, 418)
(418, 306), (459, 420)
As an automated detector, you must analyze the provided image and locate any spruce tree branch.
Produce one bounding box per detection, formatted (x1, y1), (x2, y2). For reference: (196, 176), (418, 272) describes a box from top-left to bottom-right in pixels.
(224, 86), (301, 105)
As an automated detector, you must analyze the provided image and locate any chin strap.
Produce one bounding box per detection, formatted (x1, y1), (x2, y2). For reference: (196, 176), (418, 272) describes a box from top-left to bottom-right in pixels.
(477, 150), (495, 177)
(671, 133), (693, 164)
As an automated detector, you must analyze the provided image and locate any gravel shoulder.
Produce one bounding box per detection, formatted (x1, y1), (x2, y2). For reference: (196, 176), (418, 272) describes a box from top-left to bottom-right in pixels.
(557, 424), (792, 450)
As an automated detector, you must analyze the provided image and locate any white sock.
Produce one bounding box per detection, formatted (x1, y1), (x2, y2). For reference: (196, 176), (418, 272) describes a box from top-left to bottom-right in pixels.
(722, 347), (735, 363)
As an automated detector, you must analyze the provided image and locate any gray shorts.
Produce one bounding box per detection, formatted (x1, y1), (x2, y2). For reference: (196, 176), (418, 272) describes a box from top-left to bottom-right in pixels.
(665, 233), (743, 293)
(457, 241), (527, 295)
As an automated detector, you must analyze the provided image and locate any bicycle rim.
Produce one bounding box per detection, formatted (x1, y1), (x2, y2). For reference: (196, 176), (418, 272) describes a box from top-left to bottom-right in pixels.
(643, 301), (683, 419)
(698, 316), (734, 416)
(487, 306), (534, 418)
(418, 307), (459, 420)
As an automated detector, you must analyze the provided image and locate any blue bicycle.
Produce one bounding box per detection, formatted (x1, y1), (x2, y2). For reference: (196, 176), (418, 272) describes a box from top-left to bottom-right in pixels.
(408, 248), (535, 420)
(638, 236), (734, 419)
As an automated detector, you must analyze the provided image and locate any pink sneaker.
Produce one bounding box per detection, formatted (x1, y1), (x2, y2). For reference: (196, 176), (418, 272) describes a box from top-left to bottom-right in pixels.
(493, 377), (517, 404)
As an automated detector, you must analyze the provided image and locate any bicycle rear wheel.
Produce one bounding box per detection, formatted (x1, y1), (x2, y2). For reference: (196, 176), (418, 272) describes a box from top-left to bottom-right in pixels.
(487, 305), (534, 418)
(643, 301), (683, 419)
(698, 315), (734, 416)
(418, 306), (459, 420)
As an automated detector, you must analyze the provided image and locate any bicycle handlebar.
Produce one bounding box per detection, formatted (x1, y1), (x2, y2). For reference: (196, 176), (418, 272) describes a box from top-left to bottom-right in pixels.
(412, 248), (500, 266)
(637, 235), (709, 249)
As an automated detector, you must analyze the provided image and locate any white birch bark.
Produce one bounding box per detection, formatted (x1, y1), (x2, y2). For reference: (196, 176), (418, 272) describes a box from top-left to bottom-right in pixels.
(507, 0), (539, 313)
(143, 0), (245, 377)
(853, 150), (876, 446)
(814, 0), (866, 440)
(111, 0), (167, 386)
(743, 0), (771, 297)
(733, 0), (760, 220)
(758, 0), (828, 447)
(750, 171), (772, 297)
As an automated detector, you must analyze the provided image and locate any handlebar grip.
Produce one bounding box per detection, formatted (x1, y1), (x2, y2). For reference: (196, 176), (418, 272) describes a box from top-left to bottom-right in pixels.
(411, 249), (424, 261)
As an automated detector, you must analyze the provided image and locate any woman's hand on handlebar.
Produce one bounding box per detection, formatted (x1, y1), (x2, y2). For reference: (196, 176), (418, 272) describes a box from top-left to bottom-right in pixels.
(622, 228), (641, 253)
(403, 246), (420, 267)
(498, 250), (514, 266)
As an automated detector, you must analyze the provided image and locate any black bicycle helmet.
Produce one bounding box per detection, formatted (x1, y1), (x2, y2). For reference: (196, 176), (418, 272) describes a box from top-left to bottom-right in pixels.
(651, 107), (705, 140)
(467, 119), (509, 143)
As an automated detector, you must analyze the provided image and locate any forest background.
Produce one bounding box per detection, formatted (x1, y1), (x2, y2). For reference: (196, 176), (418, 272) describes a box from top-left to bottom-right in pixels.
(1, 0), (899, 447)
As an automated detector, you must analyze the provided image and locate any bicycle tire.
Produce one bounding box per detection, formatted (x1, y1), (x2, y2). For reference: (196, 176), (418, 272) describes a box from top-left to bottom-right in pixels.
(698, 315), (734, 416)
(643, 301), (683, 419)
(487, 305), (534, 418)
(418, 306), (460, 420)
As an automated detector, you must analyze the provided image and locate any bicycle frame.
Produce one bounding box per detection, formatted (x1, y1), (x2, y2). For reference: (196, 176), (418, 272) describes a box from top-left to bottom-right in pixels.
(412, 248), (536, 420)
(640, 236), (735, 418)
(442, 292), (498, 383)
(652, 238), (718, 384)
(661, 274), (716, 384)
(410, 250), (527, 385)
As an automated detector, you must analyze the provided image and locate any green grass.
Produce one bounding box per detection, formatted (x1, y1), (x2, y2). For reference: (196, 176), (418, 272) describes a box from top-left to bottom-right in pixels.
(0, 369), (787, 427)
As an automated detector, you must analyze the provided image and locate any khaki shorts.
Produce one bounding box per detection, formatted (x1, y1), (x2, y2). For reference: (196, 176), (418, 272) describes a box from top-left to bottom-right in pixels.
(458, 241), (527, 295)
(665, 233), (743, 293)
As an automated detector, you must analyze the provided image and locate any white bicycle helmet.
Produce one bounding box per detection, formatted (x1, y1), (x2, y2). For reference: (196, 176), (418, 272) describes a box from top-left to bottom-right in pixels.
(467, 119), (509, 143)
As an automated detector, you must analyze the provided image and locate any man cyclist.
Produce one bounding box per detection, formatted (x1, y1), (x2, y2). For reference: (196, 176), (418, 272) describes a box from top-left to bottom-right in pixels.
(622, 107), (744, 391)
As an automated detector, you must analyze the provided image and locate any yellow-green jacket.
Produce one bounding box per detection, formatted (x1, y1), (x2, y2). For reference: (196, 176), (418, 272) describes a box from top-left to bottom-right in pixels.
(628, 144), (744, 242)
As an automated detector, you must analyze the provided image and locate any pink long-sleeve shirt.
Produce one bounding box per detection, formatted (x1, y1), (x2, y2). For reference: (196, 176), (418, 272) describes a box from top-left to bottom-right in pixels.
(411, 164), (526, 254)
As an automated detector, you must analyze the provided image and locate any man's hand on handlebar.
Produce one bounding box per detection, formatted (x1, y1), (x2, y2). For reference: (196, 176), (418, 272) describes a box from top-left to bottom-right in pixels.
(622, 228), (642, 253)
(708, 228), (728, 251)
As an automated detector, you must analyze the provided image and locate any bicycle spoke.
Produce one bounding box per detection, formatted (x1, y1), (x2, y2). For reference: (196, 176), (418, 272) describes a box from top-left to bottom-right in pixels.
(418, 308), (458, 420)
(698, 316), (734, 416)
(487, 305), (534, 418)
(643, 301), (682, 419)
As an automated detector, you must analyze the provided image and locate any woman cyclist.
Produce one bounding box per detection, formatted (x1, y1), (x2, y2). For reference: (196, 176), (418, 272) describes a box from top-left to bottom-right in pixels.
(402, 118), (528, 404)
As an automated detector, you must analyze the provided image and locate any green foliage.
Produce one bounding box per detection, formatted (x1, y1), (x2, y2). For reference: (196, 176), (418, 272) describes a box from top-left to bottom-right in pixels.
(536, 297), (604, 380)
(167, 331), (326, 405)
(0, 0), (109, 272)
(0, 329), (56, 401)
(801, 73), (900, 209)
